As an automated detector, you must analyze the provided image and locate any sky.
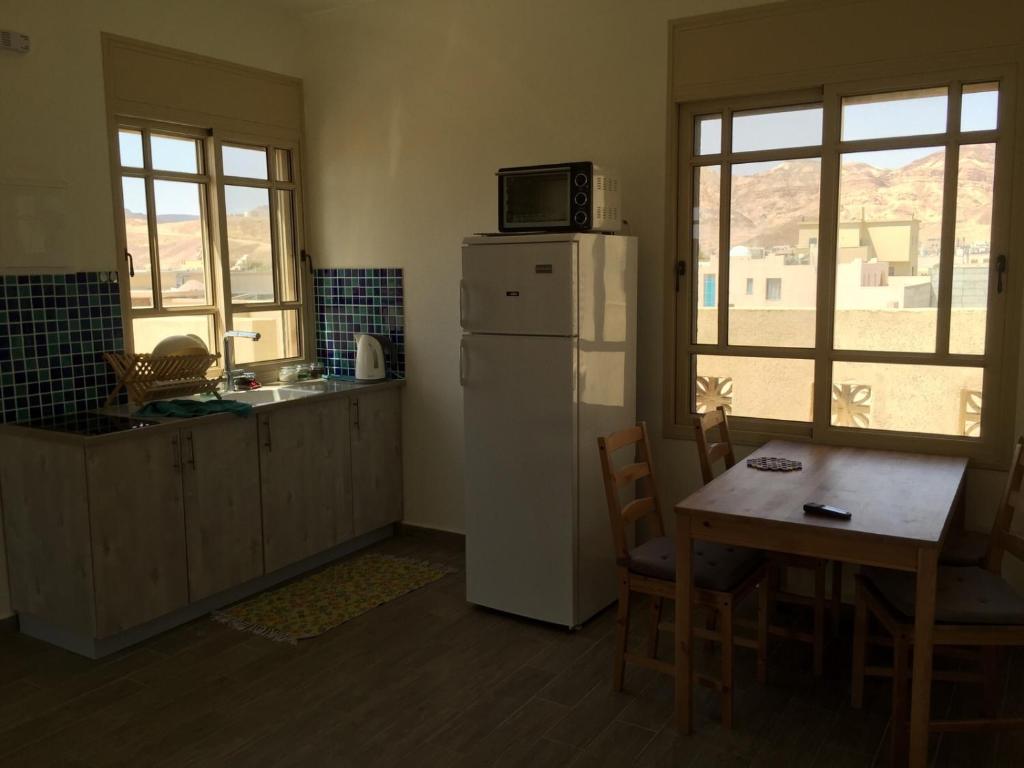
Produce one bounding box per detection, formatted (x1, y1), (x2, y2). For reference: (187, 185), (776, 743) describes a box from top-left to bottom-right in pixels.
(697, 84), (998, 176)
(119, 131), (270, 217)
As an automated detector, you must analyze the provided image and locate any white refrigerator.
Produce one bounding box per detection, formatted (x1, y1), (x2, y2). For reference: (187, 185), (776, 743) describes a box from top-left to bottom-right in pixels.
(460, 233), (638, 627)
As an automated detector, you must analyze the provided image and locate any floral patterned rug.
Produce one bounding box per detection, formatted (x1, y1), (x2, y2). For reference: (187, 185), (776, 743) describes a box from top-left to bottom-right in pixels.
(213, 553), (456, 644)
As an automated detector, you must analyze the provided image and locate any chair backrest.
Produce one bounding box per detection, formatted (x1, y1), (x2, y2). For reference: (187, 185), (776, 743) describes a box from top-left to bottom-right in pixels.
(987, 436), (1024, 573)
(597, 422), (665, 563)
(692, 406), (736, 484)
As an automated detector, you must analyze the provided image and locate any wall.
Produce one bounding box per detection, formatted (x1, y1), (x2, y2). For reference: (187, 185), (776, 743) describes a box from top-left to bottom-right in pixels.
(300, 0), (1023, 563)
(300, 0), (768, 532)
(0, 0), (304, 617)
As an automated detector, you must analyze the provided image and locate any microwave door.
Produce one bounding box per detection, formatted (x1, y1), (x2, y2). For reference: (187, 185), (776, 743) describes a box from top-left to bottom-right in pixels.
(502, 169), (570, 229)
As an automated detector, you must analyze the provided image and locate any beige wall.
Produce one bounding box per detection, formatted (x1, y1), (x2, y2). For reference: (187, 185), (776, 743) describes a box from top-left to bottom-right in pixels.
(0, 0), (304, 617)
(299, 0), (1023, 592)
(300, 0), (766, 532)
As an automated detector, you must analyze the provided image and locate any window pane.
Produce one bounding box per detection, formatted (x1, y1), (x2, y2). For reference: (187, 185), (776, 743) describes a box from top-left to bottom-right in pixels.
(118, 130), (143, 168)
(695, 115), (722, 155)
(225, 186), (274, 303)
(841, 87), (948, 141)
(275, 190), (298, 303)
(833, 147), (944, 353)
(132, 315), (215, 356)
(154, 180), (209, 307)
(728, 158), (820, 348)
(273, 148), (292, 182)
(732, 104), (823, 152)
(832, 362), (983, 437)
(121, 177), (153, 309)
(223, 144), (269, 180)
(693, 165), (720, 344)
(695, 354), (813, 422)
(961, 83), (998, 132)
(230, 310), (300, 364)
(950, 143), (995, 355)
(151, 134), (200, 174)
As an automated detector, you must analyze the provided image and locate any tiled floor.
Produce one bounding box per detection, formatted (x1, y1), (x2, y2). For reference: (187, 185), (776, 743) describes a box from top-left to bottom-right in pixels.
(0, 528), (1019, 766)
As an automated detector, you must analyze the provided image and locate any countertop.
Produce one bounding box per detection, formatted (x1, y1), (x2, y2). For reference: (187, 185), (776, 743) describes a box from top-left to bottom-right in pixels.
(0, 377), (405, 445)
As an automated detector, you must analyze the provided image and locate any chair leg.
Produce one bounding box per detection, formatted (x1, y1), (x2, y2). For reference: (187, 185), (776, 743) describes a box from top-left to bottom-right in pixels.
(613, 576), (631, 692)
(983, 647), (1003, 718)
(647, 596), (662, 659)
(830, 561), (843, 634)
(851, 581), (868, 709)
(813, 562), (826, 677)
(719, 598), (735, 729)
(890, 634), (910, 766)
(757, 580), (769, 685)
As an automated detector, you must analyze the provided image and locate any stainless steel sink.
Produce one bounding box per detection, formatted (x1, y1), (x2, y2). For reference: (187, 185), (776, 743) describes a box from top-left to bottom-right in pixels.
(217, 387), (315, 406)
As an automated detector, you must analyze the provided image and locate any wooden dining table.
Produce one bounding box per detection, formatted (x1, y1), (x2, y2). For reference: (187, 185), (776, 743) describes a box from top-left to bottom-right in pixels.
(673, 439), (968, 768)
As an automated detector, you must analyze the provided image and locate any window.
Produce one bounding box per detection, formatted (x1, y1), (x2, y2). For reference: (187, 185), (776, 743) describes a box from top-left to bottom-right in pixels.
(115, 123), (307, 370)
(675, 73), (1011, 455)
(702, 274), (717, 307)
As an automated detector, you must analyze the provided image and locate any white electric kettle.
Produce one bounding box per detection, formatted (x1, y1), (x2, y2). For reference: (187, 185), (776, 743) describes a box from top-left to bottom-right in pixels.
(354, 334), (388, 381)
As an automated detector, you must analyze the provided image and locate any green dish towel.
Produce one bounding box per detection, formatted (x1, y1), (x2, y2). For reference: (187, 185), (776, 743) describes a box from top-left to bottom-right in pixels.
(136, 398), (254, 419)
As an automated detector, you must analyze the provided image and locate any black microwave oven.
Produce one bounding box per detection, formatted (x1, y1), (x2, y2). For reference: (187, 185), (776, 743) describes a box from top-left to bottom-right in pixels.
(497, 162), (621, 233)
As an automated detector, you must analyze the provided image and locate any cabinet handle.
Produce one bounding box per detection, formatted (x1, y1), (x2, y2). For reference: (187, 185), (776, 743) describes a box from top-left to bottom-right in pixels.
(459, 338), (468, 386)
(262, 416), (273, 452)
(186, 432), (197, 469)
(171, 435), (181, 472)
(352, 398), (360, 437)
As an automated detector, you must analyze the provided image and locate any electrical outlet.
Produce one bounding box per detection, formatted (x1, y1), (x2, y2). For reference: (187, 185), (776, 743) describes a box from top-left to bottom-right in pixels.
(0, 30), (31, 54)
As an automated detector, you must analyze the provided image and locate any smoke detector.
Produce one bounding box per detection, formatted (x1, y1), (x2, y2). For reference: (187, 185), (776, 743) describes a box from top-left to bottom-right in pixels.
(0, 30), (31, 54)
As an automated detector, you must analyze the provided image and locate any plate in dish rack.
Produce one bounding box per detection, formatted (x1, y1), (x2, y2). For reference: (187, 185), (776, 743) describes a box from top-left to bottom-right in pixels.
(746, 456), (802, 472)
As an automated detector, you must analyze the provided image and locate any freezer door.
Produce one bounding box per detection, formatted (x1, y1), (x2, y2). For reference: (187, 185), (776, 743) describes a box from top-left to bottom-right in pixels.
(462, 333), (577, 626)
(461, 241), (577, 336)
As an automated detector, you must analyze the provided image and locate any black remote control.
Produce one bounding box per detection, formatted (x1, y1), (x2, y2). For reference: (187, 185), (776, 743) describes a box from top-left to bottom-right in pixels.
(803, 502), (852, 520)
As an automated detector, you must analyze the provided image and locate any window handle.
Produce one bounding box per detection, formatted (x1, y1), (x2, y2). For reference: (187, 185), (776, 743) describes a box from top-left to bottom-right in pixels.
(997, 254), (1007, 294)
(301, 249), (314, 275)
(675, 260), (686, 292)
(125, 250), (135, 278)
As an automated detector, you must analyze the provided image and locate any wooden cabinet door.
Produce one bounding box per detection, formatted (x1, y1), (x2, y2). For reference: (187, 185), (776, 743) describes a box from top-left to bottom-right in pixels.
(182, 417), (264, 601)
(259, 398), (353, 572)
(86, 430), (189, 637)
(351, 389), (404, 537)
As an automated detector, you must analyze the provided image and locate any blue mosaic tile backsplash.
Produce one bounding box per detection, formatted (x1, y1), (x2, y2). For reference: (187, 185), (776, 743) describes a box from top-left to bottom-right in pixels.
(0, 272), (126, 424)
(314, 268), (405, 379)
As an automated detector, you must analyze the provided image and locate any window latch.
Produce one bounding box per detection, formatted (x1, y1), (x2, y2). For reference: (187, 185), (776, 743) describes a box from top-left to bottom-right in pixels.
(125, 250), (135, 278)
(675, 260), (686, 292)
(300, 249), (314, 275)
(996, 254), (1007, 294)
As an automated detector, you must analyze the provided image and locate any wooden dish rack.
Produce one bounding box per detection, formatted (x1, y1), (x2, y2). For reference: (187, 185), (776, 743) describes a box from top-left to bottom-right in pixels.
(103, 352), (222, 407)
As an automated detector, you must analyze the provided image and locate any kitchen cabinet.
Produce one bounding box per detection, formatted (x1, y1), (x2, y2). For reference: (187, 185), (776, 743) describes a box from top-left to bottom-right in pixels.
(86, 431), (189, 637)
(0, 380), (402, 657)
(351, 388), (403, 537)
(259, 397), (353, 572)
(182, 417), (264, 601)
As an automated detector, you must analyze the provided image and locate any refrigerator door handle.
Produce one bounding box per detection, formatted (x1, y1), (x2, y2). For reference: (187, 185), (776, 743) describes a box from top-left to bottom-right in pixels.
(459, 338), (468, 386)
(459, 279), (468, 329)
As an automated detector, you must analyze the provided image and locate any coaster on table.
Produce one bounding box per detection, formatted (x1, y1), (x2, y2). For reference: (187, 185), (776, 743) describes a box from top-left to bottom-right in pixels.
(746, 456), (802, 472)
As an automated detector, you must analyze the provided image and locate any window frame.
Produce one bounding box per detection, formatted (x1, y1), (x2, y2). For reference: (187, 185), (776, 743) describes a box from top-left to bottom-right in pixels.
(111, 119), (314, 379)
(668, 65), (1018, 466)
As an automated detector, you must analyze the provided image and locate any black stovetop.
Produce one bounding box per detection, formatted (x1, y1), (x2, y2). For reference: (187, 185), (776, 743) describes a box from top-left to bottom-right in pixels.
(21, 412), (159, 436)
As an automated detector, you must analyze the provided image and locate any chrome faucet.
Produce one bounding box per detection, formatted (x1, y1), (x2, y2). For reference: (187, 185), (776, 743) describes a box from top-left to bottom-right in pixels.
(222, 330), (261, 392)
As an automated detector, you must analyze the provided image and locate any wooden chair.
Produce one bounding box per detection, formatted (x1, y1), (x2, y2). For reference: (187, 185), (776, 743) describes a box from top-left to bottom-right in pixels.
(851, 436), (1024, 760)
(693, 406), (841, 676)
(597, 422), (770, 728)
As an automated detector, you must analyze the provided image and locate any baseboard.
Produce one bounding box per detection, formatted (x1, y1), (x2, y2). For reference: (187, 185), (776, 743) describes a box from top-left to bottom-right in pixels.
(399, 521), (465, 538)
(17, 524), (395, 659)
